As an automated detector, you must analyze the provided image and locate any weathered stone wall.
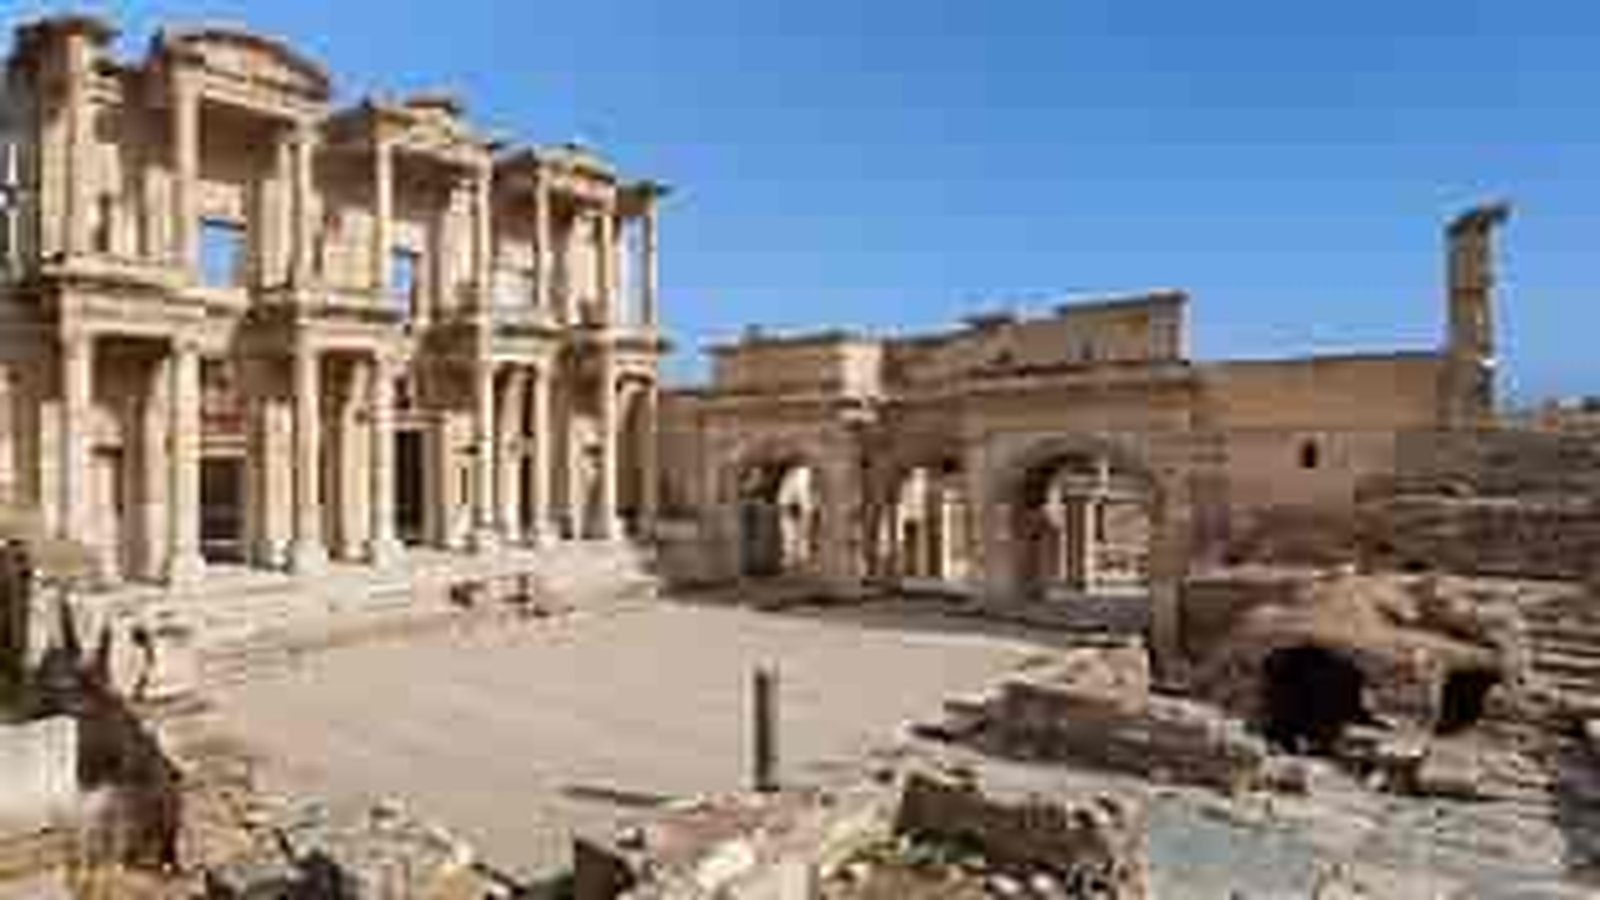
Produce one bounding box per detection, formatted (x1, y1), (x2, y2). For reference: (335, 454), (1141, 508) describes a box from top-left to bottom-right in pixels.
(1360, 495), (1600, 581)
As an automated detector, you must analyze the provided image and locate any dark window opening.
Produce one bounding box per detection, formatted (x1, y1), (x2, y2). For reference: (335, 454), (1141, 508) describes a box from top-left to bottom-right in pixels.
(1261, 644), (1372, 754)
(1437, 668), (1499, 735)
(1299, 439), (1321, 470)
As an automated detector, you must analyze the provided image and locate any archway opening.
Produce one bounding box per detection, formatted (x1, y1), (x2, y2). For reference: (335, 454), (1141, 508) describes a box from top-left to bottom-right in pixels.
(1436, 667), (1499, 735)
(888, 458), (971, 585)
(737, 460), (821, 579)
(1260, 644), (1370, 754)
(1014, 450), (1152, 599)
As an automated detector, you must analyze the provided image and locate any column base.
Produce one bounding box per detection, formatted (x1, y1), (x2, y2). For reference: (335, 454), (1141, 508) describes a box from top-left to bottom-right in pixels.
(368, 536), (405, 569)
(469, 526), (499, 554)
(288, 539), (327, 575)
(165, 553), (206, 587)
(522, 521), (558, 548)
(252, 539), (291, 571)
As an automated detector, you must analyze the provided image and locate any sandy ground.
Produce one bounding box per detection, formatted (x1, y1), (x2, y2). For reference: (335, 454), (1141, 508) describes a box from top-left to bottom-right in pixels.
(212, 602), (1043, 878)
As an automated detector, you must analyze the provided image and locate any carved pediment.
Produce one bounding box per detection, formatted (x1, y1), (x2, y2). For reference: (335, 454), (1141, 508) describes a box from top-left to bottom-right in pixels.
(159, 26), (332, 102)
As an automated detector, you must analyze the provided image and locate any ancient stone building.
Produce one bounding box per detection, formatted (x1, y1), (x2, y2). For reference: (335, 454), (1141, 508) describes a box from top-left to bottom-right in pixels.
(0, 14), (665, 584)
(659, 205), (1509, 669)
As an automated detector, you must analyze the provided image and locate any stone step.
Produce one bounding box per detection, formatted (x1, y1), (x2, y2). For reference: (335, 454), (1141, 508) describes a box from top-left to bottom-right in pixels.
(1529, 651), (1600, 681)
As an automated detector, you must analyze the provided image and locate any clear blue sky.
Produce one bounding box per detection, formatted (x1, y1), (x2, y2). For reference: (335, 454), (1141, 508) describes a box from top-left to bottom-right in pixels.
(13, 0), (1600, 400)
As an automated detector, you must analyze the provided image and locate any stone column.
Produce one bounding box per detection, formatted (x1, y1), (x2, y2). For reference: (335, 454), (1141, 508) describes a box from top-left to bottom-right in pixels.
(597, 209), (616, 325)
(139, 358), (168, 580)
(367, 353), (403, 566)
(371, 139), (393, 299)
(470, 360), (497, 551)
(249, 390), (292, 570)
(289, 122), (317, 290)
(57, 331), (91, 545)
(336, 361), (368, 560)
(527, 361), (553, 543)
(64, 40), (93, 257)
(641, 201), (659, 326)
(534, 175), (553, 317)
(1072, 496), (1099, 592)
(289, 339), (325, 573)
(170, 72), (199, 271)
(595, 350), (619, 540)
(495, 367), (527, 543)
(473, 166), (494, 313)
(638, 382), (660, 537)
(165, 340), (204, 584)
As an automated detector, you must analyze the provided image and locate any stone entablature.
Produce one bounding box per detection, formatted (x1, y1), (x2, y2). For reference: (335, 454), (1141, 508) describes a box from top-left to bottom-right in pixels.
(0, 12), (667, 585)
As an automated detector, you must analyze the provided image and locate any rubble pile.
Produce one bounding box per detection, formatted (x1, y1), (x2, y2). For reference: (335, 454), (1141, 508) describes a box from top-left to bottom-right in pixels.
(574, 770), (1148, 900)
(928, 642), (1268, 794)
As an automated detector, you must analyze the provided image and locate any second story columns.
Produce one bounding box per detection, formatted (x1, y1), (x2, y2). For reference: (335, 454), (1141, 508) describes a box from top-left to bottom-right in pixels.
(371, 137), (394, 298)
(170, 69), (200, 271)
(289, 121), (319, 290)
(641, 201), (659, 328)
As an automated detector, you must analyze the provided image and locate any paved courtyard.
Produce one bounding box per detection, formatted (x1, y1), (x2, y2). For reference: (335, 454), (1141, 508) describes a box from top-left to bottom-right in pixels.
(212, 601), (1044, 877)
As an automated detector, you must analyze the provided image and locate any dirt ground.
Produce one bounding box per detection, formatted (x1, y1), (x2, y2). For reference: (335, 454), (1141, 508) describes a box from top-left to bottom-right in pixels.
(205, 597), (1600, 896)
(210, 601), (1042, 879)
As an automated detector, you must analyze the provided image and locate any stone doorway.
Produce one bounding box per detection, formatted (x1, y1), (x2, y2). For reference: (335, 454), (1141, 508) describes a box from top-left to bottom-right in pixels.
(395, 429), (427, 545)
(736, 460), (820, 579)
(200, 455), (246, 564)
(1012, 450), (1153, 600)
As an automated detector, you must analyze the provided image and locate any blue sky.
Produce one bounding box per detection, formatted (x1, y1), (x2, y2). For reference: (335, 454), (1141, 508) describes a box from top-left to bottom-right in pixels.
(12, 0), (1600, 400)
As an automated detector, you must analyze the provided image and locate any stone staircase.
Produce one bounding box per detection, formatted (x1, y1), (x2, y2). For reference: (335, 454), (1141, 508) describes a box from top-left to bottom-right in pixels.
(89, 541), (660, 692)
(1525, 600), (1600, 715)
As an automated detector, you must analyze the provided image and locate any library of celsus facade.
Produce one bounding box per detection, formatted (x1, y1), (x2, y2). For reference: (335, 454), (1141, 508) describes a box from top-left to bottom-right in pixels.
(0, 14), (665, 584)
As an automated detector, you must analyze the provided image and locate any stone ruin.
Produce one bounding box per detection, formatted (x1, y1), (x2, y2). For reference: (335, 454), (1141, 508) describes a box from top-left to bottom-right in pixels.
(574, 768), (1148, 900)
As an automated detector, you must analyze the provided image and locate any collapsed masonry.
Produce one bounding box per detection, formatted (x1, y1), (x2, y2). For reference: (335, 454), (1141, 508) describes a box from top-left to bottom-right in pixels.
(574, 769), (1148, 900)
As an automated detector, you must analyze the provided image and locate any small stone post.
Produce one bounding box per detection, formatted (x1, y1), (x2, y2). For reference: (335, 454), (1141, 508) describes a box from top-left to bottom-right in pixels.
(752, 664), (779, 793)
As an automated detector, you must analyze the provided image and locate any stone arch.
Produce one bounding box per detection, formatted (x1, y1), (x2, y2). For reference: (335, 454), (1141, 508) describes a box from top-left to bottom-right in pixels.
(615, 377), (653, 537)
(720, 439), (830, 580)
(868, 438), (974, 586)
(987, 434), (1166, 603)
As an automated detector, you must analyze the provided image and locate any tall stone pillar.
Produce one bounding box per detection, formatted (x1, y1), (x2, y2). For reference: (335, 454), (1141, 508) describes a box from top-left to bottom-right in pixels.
(371, 139), (394, 299)
(63, 37), (94, 257)
(473, 166), (494, 312)
(638, 382), (660, 537)
(138, 357), (168, 580)
(528, 361), (553, 543)
(534, 175), (553, 317)
(470, 360), (497, 551)
(598, 210), (616, 325)
(367, 353), (403, 566)
(641, 202), (659, 327)
(57, 331), (92, 546)
(289, 339), (325, 573)
(595, 350), (619, 540)
(166, 340), (204, 584)
(249, 389), (292, 570)
(495, 367), (527, 543)
(1444, 202), (1511, 428)
(336, 361), (368, 560)
(170, 72), (199, 271)
(289, 122), (318, 290)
